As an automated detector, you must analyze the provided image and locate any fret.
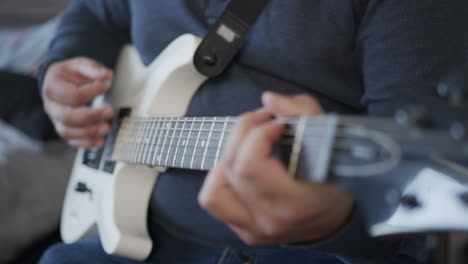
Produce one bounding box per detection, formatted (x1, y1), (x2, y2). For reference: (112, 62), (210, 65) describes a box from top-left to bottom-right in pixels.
(125, 119), (134, 161)
(190, 117), (205, 169)
(130, 119), (139, 163)
(288, 116), (307, 177)
(135, 119), (145, 163)
(113, 118), (125, 160)
(124, 119), (134, 161)
(201, 117), (216, 170)
(151, 118), (166, 166)
(131, 119), (144, 163)
(123, 119), (133, 161)
(172, 120), (186, 167)
(165, 118), (179, 166)
(214, 117), (230, 166)
(159, 118), (173, 166)
(146, 119), (159, 165)
(138, 119), (151, 164)
(180, 119), (195, 168)
(144, 119), (157, 165)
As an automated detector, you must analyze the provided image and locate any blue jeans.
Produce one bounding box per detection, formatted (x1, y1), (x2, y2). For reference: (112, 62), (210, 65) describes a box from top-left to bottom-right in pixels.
(39, 224), (345, 264)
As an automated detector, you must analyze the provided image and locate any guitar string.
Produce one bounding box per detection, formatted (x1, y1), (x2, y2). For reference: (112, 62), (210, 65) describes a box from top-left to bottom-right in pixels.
(118, 120), (406, 137)
(121, 116), (403, 129)
(113, 136), (381, 163)
(112, 117), (408, 167)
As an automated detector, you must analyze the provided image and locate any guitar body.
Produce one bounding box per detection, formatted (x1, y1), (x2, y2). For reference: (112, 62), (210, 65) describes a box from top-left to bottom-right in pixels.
(61, 34), (207, 260)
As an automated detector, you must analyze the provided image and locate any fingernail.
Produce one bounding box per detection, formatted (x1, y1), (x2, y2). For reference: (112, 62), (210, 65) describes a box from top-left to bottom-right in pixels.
(262, 91), (272, 103)
(262, 91), (280, 105)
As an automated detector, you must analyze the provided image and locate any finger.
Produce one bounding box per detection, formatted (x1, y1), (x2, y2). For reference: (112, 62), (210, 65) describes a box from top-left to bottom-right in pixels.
(261, 92), (323, 117)
(229, 225), (273, 246)
(229, 122), (293, 201)
(45, 100), (114, 127)
(68, 137), (106, 149)
(68, 57), (113, 81)
(46, 79), (112, 107)
(54, 122), (111, 139)
(222, 109), (272, 166)
(199, 163), (253, 228)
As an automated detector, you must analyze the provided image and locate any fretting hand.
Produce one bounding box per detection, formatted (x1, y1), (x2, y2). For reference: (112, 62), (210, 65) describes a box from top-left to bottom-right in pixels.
(199, 92), (354, 245)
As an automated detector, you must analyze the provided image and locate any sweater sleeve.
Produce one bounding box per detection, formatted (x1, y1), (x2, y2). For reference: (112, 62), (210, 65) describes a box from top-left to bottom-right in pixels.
(287, 0), (468, 262)
(38, 0), (131, 90)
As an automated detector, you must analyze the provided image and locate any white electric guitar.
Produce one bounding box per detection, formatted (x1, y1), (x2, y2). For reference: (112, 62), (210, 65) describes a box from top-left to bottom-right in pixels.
(61, 34), (468, 260)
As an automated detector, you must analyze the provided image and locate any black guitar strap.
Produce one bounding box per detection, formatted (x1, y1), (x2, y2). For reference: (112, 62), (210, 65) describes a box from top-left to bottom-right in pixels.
(194, 0), (272, 77)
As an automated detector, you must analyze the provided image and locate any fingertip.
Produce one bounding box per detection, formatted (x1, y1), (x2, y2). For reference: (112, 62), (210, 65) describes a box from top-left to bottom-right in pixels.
(98, 123), (111, 136)
(261, 91), (277, 107)
(97, 69), (113, 82)
(261, 91), (287, 116)
(93, 138), (106, 147)
(101, 107), (115, 119)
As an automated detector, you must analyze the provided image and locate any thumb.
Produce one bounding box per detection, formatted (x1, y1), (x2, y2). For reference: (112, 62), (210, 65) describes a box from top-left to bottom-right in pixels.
(261, 92), (323, 117)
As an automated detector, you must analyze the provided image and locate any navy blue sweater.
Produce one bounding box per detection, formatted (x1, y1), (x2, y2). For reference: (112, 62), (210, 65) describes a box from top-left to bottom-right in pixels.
(41, 0), (468, 261)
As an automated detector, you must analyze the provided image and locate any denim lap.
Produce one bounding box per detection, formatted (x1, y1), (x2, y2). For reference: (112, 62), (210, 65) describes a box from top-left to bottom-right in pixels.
(39, 236), (344, 264)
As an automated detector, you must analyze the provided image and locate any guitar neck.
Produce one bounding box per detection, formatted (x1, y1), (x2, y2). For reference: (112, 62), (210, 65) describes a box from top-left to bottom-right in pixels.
(111, 114), (339, 180)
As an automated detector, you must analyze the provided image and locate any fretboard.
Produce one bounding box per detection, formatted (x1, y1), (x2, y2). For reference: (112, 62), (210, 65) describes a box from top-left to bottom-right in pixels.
(112, 117), (235, 170)
(111, 115), (339, 181)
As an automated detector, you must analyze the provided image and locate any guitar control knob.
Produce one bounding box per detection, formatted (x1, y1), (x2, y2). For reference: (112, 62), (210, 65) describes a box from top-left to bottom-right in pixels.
(75, 182), (93, 200)
(400, 194), (421, 210)
(75, 182), (91, 194)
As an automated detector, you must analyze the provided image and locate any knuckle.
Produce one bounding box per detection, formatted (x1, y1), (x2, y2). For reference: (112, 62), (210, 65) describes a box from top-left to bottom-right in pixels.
(69, 92), (84, 107)
(60, 128), (73, 139)
(250, 126), (267, 140)
(235, 163), (255, 181)
(237, 112), (256, 125)
(53, 111), (65, 123)
(73, 56), (90, 65)
(67, 140), (78, 148)
(55, 124), (71, 139)
(242, 235), (262, 247)
(91, 126), (101, 137)
(198, 176), (218, 210)
(261, 220), (284, 237)
(60, 111), (74, 125)
(297, 94), (322, 113)
(197, 191), (213, 210)
(298, 94), (317, 103)
(43, 84), (55, 99)
(232, 151), (256, 178)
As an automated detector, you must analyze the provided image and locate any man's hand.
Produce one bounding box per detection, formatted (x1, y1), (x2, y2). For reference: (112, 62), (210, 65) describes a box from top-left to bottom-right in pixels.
(42, 57), (115, 148)
(199, 92), (354, 246)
